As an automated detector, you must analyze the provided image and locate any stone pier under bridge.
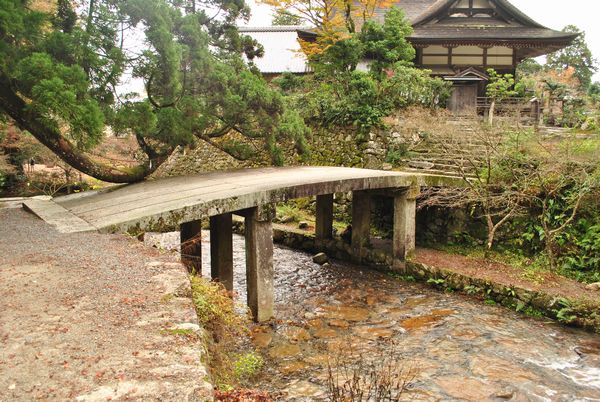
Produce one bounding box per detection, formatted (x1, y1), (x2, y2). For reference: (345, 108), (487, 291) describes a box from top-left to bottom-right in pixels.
(23, 167), (460, 322)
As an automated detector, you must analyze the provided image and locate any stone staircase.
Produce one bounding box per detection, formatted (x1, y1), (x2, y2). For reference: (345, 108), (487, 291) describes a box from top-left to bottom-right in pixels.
(399, 118), (490, 177)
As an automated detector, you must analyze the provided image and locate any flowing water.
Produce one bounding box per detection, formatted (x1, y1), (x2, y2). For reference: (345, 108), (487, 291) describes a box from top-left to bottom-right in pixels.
(146, 232), (600, 401)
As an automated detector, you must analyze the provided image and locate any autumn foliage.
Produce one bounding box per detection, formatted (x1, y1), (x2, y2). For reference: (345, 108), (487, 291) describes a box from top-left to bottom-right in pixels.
(259, 0), (395, 55)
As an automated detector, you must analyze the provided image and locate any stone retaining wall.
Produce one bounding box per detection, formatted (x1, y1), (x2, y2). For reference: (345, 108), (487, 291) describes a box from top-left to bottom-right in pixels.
(233, 221), (600, 334)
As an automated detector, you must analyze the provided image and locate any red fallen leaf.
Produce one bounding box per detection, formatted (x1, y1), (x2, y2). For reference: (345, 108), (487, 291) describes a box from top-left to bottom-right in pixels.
(95, 370), (105, 379)
(62, 361), (69, 368)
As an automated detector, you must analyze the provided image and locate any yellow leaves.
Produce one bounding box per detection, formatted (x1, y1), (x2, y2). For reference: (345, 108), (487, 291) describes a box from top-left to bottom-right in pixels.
(353, 0), (395, 24)
(29, 0), (57, 14)
(261, 0), (394, 56)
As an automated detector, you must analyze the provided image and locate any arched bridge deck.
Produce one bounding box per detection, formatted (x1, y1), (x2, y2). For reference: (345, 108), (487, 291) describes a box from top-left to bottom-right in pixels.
(23, 166), (460, 321)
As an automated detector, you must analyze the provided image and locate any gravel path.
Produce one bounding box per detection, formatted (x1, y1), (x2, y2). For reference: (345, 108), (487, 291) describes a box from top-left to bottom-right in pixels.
(0, 206), (212, 401)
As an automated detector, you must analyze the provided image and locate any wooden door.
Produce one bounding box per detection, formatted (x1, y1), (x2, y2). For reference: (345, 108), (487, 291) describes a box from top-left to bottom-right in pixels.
(448, 83), (478, 115)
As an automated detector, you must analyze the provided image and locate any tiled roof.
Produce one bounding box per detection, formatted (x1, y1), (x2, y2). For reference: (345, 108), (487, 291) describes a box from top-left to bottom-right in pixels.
(371, 0), (438, 23)
(410, 26), (578, 41)
(239, 26), (311, 74)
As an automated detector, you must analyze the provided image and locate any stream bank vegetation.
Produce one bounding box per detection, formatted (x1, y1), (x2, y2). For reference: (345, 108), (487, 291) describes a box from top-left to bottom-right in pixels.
(189, 276), (267, 394)
(420, 125), (600, 284)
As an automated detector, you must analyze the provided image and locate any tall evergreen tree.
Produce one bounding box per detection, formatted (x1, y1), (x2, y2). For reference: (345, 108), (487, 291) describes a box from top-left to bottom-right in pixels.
(0, 0), (308, 183)
(546, 25), (597, 89)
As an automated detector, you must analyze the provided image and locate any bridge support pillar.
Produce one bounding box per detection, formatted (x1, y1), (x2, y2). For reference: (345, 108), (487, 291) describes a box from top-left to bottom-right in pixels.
(210, 213), (233, 292)
(245, 205), (275, 322)
(315, 194), (334, 249)
(392, 186), (419, 272)
(351, 190), (371, 262)
(180, 219), (202, 275)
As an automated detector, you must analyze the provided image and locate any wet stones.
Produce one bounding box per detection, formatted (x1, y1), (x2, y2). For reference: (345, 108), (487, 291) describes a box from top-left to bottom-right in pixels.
(353, 325), (394, 340)
(328, 319), (349, 329)
(399, 309), (454, 331)
(312, 252), (329, 265)
(282, 326), (311, 342)
(313, 327), (337, 339)
(251, 331), (273, 348)
(269, 343), (302, 359)
(317, 305), (370, 322)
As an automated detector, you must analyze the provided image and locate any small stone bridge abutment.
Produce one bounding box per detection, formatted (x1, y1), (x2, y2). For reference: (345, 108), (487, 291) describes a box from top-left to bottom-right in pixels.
(23, 167), (460, 322)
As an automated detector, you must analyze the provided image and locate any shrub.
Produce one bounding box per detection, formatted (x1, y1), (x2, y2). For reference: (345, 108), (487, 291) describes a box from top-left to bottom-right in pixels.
(385, 143), (409, 165)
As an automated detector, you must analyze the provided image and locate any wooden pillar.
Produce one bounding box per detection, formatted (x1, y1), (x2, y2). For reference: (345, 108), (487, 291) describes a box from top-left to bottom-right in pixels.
(210, 213), (233, 292)
(315, 194), (334, 249)
(351, 190), (371, 262)
(180, 219), (202, 275)
(245, 205), (275, 322)
(392, 186), (419, 272)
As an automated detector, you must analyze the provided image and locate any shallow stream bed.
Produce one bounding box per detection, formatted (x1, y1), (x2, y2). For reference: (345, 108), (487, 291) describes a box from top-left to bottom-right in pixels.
(146, 232), (600, 401)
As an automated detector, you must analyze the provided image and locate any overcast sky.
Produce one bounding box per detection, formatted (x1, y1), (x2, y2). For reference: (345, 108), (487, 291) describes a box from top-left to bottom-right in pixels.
(242, 0), (600, 82)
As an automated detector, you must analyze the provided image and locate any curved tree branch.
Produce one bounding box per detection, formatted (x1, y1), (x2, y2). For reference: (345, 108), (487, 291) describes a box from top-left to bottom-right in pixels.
(145, 68), (187, 109)
(0, 74), (165, 183)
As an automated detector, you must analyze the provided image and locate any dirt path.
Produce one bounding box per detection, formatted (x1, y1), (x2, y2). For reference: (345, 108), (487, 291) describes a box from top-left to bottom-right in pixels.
(0, 206), (212, 401)
(415, 248), (599, 302)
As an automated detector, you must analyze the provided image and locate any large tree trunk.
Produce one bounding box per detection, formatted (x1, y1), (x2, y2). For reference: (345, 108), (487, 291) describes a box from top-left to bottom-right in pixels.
(0, 75), (165, 183)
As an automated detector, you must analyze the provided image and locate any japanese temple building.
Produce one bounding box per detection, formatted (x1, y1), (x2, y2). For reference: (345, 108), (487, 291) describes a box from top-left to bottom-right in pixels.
(241, 0), (577, 112)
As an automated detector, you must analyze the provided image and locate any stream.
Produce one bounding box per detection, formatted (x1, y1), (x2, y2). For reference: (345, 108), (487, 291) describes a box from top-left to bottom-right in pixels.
(145, 232), (600, 401)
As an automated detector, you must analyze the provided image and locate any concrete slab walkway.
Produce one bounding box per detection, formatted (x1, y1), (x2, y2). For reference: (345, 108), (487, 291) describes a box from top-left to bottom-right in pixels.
(24, 167), (455, 234)
(0, 207), (212, 401)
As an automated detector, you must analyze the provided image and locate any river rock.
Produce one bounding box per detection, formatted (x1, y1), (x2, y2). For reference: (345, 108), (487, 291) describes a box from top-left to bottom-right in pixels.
(321, 262), (332, 269)
(269, 343), (301, 359)
(312, 253), (329, 265)
(252, 332), (273, 348)
(328, 319), (349, 329)
(283, 326), (311, 342)
(585, 282), (600, 291)
(279, 215), (294, 224)
(313, 327), (337, 339)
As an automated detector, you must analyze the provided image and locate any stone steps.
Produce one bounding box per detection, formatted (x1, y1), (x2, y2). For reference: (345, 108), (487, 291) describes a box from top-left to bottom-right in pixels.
(401, 167), (476, 178)
(403, 119), (493, 176)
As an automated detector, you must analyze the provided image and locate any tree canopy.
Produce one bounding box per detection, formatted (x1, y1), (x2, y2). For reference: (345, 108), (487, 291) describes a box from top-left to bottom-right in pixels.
(546, 25), (597, 89)
(275, 8), (450, 138)
(271, 9), (302, 25)
(0, 0), (309, 183)
(260, 0), (395, 56)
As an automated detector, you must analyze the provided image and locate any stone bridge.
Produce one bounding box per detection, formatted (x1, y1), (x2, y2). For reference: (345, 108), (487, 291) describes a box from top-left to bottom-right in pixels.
(23, 166), (459, 321)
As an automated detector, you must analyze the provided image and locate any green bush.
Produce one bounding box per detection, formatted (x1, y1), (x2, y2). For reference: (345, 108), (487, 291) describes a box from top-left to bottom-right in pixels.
(300, 67), (450, 138)
(385, 143), (409, 165)
(233, 352), (263, 382)
(559, 222), (600, 283)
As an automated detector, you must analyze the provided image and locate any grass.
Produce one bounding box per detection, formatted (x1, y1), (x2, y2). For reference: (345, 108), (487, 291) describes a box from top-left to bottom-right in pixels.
(434, 243), (550, 285)
(275, 199), (349, 233)
(161, 328), (197, 337)
(276, 203), (312, 224)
